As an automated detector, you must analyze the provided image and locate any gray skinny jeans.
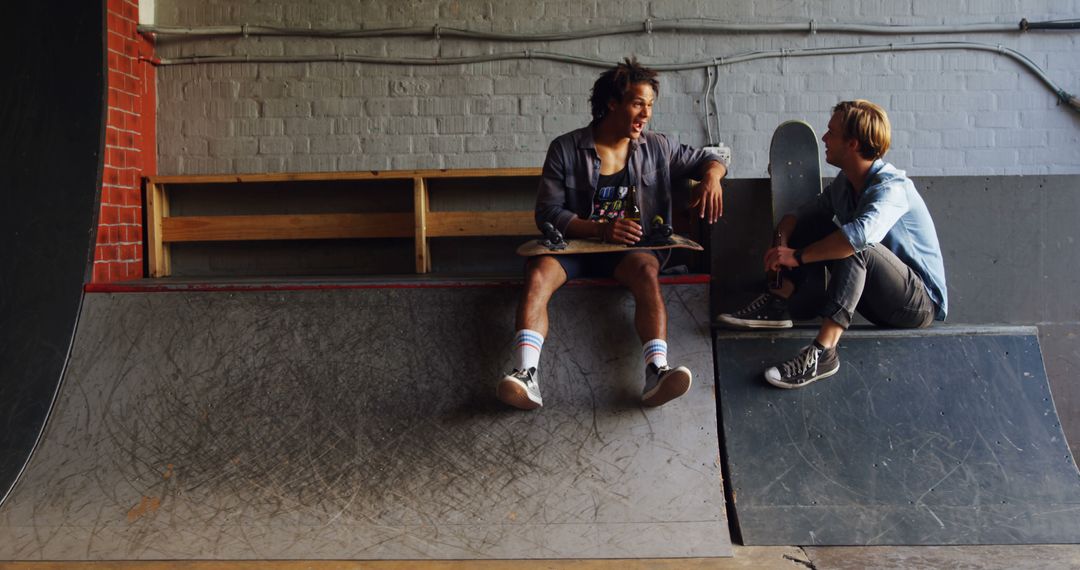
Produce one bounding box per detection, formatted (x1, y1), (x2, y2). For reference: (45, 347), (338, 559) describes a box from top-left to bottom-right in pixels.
(787, 212), (936, 330)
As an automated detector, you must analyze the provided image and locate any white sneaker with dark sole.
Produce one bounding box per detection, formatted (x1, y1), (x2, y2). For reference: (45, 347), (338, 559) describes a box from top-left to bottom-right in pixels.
(498, 367), (543, 410)
(642, 364), (692, 407)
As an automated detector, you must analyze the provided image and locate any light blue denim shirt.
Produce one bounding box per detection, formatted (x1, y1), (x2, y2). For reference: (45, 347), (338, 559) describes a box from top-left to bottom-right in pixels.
(798, 159), (948, 320)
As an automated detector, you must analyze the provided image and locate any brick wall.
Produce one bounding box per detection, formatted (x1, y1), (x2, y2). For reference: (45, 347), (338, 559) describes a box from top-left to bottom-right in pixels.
(96, 0), (155, 283)
(153, 1), (1079, 178)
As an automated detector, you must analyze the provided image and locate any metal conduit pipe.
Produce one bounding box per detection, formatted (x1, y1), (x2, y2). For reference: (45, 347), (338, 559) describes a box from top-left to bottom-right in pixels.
(138, 18), (1080, 41)
(703, 66), (716, 145)
(711, 66), (724, 137)
(148, 40), (1080, 113)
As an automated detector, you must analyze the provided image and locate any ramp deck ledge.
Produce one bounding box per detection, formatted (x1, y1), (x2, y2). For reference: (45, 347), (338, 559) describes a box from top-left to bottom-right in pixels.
(713, 324), (1039, 339)
(85, 274), (711, 293)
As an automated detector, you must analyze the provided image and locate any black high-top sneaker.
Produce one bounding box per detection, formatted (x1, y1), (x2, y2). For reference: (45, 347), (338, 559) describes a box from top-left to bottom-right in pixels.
(764, 342), (840, 389)
(715, 292), (793, 329)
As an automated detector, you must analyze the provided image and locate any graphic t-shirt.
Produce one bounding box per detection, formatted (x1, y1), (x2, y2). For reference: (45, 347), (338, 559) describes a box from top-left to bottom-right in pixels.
(591, 167), (631, 222)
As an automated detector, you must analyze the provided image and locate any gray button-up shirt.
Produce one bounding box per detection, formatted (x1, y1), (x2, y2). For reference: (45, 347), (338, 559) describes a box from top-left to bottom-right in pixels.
(798, 159), (949, 320)
(535, 126), (727, 236)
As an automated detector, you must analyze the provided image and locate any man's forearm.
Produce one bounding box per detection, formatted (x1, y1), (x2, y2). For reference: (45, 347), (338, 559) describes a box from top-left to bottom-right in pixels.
(564, 217), (604, 240)
(775, 215), (798, 246)
(701, 160), (727, 182)
(800, 230), (855, 264)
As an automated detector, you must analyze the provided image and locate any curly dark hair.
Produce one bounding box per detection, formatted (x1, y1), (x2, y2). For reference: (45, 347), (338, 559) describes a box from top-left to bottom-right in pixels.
(589, 57), (660, 125)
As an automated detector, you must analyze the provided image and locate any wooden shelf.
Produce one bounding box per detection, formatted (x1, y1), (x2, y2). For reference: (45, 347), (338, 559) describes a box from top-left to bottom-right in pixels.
(160, 213), (417, 242)
(144, 168), (542, 277)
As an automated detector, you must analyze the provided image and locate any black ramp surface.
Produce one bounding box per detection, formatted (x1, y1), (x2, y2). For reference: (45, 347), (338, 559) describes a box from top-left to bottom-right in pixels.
(0, 3), (104, 504)
(715, 327), (1080, 545)
(0, 284), (730, 560)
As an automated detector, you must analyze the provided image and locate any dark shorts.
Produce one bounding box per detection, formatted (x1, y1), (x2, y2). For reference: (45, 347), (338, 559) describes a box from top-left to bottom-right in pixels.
(541, 250), (662, 280)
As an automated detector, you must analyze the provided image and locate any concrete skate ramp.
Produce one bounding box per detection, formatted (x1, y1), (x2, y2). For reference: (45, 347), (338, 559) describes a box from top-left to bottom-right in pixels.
(0, 282), (730, 560)
(715, 327), (1080, 546)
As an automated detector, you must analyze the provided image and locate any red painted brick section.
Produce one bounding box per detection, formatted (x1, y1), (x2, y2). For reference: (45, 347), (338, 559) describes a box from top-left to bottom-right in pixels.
(94, 0), (154, 283)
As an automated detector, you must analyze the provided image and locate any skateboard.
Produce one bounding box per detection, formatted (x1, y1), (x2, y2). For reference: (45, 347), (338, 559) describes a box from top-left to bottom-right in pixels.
(769, 120), (826, 318)
(516, 220), (703, 257)
(770, 120), (823, 228)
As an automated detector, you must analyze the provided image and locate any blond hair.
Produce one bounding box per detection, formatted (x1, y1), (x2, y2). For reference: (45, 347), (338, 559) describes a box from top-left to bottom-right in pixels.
(832, 100), (891, 160)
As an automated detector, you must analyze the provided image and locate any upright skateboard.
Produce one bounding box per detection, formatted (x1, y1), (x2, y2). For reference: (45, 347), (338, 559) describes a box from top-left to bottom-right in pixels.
(769, 121), (826, 319)
(770, 120), (822, 228)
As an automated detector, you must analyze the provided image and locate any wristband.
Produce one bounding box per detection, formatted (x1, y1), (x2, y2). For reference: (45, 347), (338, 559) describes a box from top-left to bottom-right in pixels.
(793, 249), (805, 266)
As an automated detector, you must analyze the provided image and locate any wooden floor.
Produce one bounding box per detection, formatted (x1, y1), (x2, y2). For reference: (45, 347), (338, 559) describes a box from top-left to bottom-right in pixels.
(0, 551), (793, 570)
(6, 545), (1080, 570)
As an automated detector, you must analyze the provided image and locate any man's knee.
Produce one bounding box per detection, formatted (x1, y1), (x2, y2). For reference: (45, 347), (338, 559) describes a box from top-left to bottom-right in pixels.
(615, 254), (661, 290)
(829, 249), (870, 277)
(524, 256), (566, 293)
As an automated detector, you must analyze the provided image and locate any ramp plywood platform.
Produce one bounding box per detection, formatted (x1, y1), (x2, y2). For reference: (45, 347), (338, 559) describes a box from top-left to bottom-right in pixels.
(0, 284), (730, 560)
(715, 326), (1080, 546)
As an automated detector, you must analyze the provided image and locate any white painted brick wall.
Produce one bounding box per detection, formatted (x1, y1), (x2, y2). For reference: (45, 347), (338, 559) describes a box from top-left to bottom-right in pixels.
(154, 0), (1080, 177)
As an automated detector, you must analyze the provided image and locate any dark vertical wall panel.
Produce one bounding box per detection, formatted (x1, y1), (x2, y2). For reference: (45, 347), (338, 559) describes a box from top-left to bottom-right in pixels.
(0, 3), (105, 502)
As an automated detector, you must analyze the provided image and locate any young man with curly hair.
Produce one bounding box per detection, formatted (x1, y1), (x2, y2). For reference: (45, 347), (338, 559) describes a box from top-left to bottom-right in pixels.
(498, 58), (728, 410)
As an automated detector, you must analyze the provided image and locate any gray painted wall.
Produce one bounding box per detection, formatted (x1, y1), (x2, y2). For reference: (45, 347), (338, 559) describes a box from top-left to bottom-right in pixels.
(152, 0), (1080, 178)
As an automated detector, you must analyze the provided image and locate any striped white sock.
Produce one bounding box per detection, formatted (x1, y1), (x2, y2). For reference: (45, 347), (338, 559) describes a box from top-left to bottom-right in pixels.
(643, 339), (669, 369)
(515, 329), (544, 371)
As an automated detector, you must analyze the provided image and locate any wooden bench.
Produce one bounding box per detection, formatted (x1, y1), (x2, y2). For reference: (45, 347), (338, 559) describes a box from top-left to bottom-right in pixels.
(144, 168), (542, 277)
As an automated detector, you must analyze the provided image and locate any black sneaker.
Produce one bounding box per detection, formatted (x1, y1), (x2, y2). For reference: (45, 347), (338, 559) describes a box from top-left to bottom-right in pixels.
(764, 342), (840, 389)
(715, 292), (793, 329)
(498, 367), (543, 410)
(642, 364), (692, 407)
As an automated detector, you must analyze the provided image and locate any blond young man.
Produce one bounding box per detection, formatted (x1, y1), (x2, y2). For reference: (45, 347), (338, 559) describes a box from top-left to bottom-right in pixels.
(716, 100), (947, 388)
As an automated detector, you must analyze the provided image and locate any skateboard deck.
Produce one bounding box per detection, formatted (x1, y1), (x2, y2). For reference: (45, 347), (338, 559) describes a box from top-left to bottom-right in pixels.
(517, 233), (703, 257)
(769, 120), (826, 319)
(770, 120), (822, 227)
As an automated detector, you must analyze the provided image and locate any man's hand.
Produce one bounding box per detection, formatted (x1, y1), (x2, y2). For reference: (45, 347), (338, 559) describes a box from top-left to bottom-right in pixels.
(768, 231), (855, 271)
(601, 219), (643, 245)
(690, 162), (726, 223)
(764, 246), (800, 273)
